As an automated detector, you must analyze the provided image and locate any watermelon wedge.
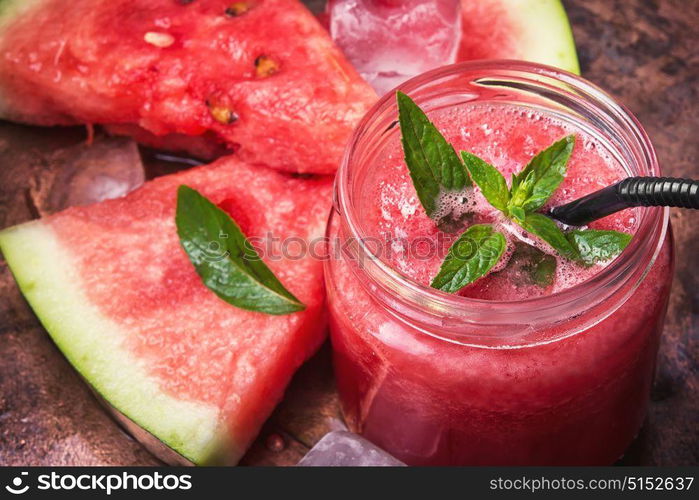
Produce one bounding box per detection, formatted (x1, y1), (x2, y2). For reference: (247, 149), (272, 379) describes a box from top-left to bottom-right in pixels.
(0, 158), (332, 465)
(456, 0), (579, 73)
(0, 0), (376, 173)
(326, 0), (579, 94)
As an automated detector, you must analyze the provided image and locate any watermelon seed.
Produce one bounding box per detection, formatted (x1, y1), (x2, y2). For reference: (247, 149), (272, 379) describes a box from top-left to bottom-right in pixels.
(206, 100), (238, 125)
(177, 0), (196, 4)
(144, 32), (175, 48)
(254, 55), (279, 78)
(225, 2), (251, 17)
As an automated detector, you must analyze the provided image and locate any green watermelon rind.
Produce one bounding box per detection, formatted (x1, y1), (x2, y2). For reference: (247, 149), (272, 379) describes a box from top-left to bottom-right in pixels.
(502, 0), (580, 74)
(0, 0), (40, 22)
(0, 221), (239, 465)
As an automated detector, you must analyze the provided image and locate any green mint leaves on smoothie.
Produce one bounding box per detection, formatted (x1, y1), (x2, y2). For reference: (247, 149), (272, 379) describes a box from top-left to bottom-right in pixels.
(396, 92), (633, 293)
(175, 185), (305, 315)
(463, 144), (632, 267)
(430, 224), (507, 292)
(397, 91), (471, 219)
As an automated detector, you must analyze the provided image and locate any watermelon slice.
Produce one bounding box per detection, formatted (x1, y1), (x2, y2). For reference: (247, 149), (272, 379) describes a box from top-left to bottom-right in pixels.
(456, 0), (579, 72)
(0, 0), (376, 173)
(326, 0), (579, 94)
(0, 157), (332, 465)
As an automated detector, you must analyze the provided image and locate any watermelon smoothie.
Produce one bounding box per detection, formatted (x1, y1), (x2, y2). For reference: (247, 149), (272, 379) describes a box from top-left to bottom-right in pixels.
(325, 62), (674, 465)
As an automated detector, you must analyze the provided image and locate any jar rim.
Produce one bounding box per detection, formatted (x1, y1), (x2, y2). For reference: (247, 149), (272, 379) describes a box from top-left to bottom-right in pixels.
(335, 60), (668, 337)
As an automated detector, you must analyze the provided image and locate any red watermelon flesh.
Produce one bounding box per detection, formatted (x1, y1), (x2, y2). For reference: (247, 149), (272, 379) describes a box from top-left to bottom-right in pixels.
(0, 157), (332, 464)
(326, 0), (579, 95)
(0, 0), (376, 173)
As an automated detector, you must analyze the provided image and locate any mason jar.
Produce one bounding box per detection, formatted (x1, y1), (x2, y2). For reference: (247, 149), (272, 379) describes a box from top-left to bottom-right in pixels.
(324, 61), (674, 465)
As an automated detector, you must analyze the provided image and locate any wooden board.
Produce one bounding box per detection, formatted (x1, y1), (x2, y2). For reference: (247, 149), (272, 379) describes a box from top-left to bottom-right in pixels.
(0, 0), (697, 466)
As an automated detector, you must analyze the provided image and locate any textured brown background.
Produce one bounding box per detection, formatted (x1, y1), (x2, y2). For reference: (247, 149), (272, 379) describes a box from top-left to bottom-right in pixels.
(0, 0), (697, 466)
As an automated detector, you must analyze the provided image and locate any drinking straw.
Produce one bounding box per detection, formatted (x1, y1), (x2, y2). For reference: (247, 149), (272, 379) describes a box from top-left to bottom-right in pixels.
(549, 177), (699, 226)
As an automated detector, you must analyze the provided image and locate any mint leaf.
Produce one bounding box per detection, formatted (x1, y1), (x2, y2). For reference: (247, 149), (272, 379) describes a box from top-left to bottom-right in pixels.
(431, 224), (506, 292)
(461, 151), (510, 212)
(397, 91), (470, 218)
(512, 244), (557, 288)
(509, 135), (575, 213)
(566, 229), (632, 266)
(518, 213), (579, 261)
(176, 185), (305, 315)
(526, 252), (557, 287)
(505, 242), (557, 288)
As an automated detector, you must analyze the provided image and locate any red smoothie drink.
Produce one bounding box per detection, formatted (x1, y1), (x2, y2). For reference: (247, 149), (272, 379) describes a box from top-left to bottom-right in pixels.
(325, 62), (673, 465)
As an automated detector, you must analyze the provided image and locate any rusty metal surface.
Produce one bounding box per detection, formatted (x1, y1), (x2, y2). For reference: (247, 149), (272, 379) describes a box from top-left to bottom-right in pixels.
(568, 0), (698, 466)
(0, 0), (697, 466)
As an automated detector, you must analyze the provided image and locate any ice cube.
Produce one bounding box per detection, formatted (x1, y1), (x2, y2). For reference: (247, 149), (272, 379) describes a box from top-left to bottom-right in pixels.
(29, 136), (145, 215)
(327, 0), (462, 95)
(297, 431), (405, 466)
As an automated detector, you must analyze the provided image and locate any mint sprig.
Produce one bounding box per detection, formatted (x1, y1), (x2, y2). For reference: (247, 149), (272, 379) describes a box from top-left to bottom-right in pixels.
(461, 138), (632, 267)
(458, 128), (631, 268)
(397, 91), (471, 219)
(176, 185), (305, 315)
(397, 92), (633, 293)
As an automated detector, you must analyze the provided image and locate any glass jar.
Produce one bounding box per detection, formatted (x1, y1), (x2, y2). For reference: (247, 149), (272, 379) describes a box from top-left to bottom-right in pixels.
(325, 61), (674, 465)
